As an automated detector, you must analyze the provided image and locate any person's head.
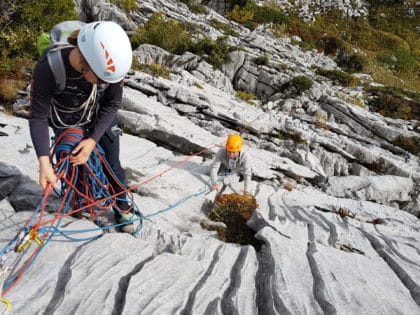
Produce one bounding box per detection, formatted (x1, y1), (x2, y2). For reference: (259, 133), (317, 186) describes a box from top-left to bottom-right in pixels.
(69, 21), (132, 84)
(225, 134), (243, 159)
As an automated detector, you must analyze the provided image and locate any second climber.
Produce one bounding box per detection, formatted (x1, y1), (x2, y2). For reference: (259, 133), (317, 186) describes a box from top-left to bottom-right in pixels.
(210, 134), (252, 195)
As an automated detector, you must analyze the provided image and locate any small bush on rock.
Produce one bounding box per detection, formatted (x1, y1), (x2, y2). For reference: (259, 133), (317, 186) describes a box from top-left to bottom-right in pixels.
(210, 19), (239, 37)
(189, 36), (237, 69)
(178, 0), (207, 14)
(336, 53), (366, 72)
(253, 54), (269, 66)
(317, 36), (345, 56)
(207, 193), (262, 248)
(393, 136), (420, 157)
(366, 86), (419, 121)
(316, 68), (357, 86)
(282, 76), (313, 96)
(131, 13), (192, 54)
(236, 90), (257, 105)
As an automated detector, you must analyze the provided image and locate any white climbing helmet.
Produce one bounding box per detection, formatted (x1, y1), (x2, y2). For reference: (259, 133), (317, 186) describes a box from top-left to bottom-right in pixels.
(78, 21), (132, 83)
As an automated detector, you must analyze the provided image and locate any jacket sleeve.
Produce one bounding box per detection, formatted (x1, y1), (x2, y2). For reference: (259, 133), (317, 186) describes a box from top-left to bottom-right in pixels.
(210, 149), (223, 185)
(240, 151), (252, 192)
(29, 60), (56, 157)
(88, 80), (124, 142)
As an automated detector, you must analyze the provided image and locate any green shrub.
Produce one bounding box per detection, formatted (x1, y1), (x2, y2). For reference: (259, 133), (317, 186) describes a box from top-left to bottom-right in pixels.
(336, 53), (366, 72)
(252, 3), (288, 25)
(285, 75), (313, 96)
(236, 90), (257, 104)
(316, 68), (357, 86)
(317, 36), (345, 56)
(210, 19), (239, 37)
(393, 135), (420, 157)
(370, 95), (412, 120)
(370, 85), (420, 102)
(376, 49), (420, 74)
(253, 54), (269, 66)
(178, 0), (207, 14)
(226, 1), (288, 29)
(21, 0), (78, 31)
(0, 0), (78, 75)
(367, 87), (419, 120)
(131, 13), (192, 54)
(189, 36), (237, 69)
(207, 193), (262, 248)
(135, 62), (172, 79)
(393, 48), (419, 74)
(110, 0), (138, 11)
(226, 4), (254, 24)
(0, 78), (25, 101)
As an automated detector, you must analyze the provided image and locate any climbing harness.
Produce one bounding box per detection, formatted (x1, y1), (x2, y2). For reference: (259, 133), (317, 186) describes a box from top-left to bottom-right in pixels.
(50, 83), (98, 128)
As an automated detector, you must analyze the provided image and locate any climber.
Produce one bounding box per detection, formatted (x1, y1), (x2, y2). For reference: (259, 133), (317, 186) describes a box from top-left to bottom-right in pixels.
(29, 21), (134, 233)
(210, 134), (252, 195)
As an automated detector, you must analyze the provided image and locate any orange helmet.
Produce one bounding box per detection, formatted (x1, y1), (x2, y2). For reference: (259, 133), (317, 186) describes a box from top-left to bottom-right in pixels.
(225, 134), (243, 152)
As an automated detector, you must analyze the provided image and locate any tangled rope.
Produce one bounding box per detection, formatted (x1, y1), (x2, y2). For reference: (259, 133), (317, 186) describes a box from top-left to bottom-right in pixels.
(0, 127), (142, 302)
(0, 127), (213, 306)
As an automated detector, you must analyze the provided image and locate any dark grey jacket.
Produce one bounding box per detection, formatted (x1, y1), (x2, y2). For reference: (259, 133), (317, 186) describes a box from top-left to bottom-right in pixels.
(210, 148), (252, 192)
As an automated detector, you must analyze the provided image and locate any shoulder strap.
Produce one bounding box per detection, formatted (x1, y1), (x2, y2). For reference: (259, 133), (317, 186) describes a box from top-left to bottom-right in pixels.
(46, 45), (73, 93)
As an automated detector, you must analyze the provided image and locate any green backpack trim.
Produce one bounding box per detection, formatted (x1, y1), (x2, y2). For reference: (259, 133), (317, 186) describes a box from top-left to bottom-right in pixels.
(36, 32), (51, 57)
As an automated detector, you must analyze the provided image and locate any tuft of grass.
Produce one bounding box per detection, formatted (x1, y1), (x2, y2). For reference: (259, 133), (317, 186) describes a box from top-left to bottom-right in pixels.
(253, 54), (269, 66)
(210, 19), (239, 37)
(314, 112), (329, 130)
(317, 36), (346, 56)
(0, 79), (20, 101)
(189, 35), (237, 70)
(135, 63), (173, 79)
(207, 192), (262, 249)
(366, 86), (419, 121)
(336, 53), (366, 72)
(178, 0), (207, 14)
(193, 82), (203, 89)
(226, 1), (288, 30)
(316, 68), (358, 86)
(130, 13), (192, 54)
(236, 90), (257, 105)
(110, 0), (138, 11)
(281, 75), (313, 97)
(392, 135), (420, 157)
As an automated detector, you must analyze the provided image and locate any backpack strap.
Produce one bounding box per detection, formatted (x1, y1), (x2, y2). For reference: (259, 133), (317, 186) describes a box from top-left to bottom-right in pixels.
(47, 50), (66, 92)
(46, 44), (73, 93)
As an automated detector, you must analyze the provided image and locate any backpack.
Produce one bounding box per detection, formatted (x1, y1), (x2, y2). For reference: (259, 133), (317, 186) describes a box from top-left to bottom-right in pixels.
(36, 21), (86, 92)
